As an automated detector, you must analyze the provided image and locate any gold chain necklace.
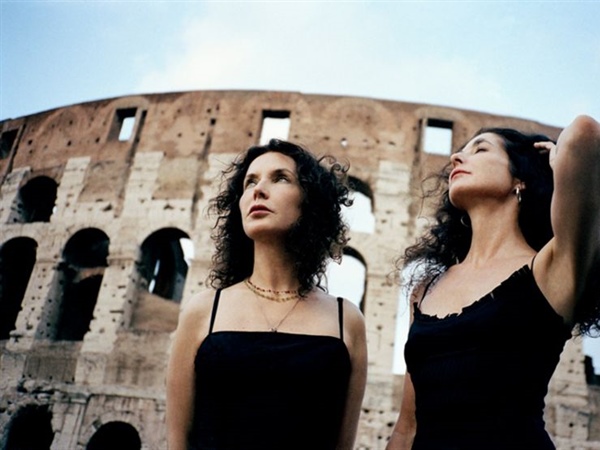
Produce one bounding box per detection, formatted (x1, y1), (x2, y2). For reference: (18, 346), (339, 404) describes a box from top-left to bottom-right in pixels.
(259, 297), (301, 333)
(244, 278), (300, 302)
(244, 278), (302, 332)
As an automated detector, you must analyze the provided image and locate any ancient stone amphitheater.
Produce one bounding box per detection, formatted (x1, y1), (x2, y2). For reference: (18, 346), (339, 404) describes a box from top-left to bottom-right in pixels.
(1, 90), (598, 449)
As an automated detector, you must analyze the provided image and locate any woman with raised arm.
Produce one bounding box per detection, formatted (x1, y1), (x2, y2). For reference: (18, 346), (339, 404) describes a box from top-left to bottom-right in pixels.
(167, 139), (367, 450)
(387, 115), (600, 450)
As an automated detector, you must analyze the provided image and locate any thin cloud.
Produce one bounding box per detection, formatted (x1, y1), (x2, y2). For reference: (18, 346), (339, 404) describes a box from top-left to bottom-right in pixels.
(134, 2), (512, 122)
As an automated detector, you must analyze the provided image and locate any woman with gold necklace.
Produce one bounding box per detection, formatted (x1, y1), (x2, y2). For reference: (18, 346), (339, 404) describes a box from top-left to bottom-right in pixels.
(166, 139), (368, 450)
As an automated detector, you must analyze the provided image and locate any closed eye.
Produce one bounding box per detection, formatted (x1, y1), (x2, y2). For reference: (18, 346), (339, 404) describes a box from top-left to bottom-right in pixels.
(244, 177), (257, 189)
(272, 169), (294, 183)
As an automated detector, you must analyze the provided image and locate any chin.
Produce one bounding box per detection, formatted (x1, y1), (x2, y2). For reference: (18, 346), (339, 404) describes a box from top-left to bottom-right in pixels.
(448, 191), (469, 210)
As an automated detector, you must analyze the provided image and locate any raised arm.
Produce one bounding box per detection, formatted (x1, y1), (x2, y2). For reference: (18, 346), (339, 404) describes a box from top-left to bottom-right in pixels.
(535, 115), (600, 322)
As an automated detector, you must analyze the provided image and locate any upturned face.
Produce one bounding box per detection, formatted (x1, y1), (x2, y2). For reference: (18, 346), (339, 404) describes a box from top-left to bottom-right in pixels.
(239, 151), (303, 242)
(448, 132), (520, 210)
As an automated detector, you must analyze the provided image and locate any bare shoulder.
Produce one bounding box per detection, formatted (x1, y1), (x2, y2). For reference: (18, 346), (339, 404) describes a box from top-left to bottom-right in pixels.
(341, 297), (365, 325)
(181, 289), (215, 317)
(325, 293), (366, 339)
(315, 291), (364, 321)
(174, 289), (218, 340)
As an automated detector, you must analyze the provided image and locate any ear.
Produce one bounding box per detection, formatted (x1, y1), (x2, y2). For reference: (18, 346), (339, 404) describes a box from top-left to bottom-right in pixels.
(513, 181), (526, 192)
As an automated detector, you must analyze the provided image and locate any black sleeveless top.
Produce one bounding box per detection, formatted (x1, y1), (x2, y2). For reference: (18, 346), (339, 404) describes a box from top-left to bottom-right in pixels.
(190, 291), (352, 450)
(404, 264), (572, 450)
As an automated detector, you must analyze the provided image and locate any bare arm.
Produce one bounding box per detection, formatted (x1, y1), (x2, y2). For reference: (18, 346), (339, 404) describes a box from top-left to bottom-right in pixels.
(534, 115), (600, 321)
(336, 299), (368, 450)
(386, 372), (416, 450)
(386, 283), (423, 450)
(166, 291), (212, 450)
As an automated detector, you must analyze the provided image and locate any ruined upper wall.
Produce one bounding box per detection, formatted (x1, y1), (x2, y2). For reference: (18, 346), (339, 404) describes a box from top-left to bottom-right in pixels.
(0, 90), (560, 196)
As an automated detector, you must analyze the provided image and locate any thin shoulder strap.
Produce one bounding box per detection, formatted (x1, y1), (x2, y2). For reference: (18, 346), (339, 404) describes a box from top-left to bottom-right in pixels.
(337, 297), (344, 341)
(530, 253), (538, 271)
(208, 289), (222, 334)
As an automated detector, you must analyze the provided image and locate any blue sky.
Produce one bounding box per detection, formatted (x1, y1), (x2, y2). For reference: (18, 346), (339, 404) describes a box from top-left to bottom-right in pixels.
(2, 1), (600, 372)
(2, 1), (600, 128)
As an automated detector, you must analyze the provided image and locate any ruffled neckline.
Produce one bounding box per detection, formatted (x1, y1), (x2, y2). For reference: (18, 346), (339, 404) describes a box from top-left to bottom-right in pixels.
(414, 264), (532, 323)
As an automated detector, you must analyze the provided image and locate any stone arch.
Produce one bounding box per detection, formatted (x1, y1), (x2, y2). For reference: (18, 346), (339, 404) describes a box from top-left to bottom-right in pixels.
(345, 176), (376, 234)
(2, 404), (54, 449)
(327, 246), (368, 312)
(138, 227), (191, 302)
(38, 228), (109, 341)
(130, 228), (192, 331)
(11, 176), (58, 223)
(0, 237), (37, 339)
(86, 421), (141, 450)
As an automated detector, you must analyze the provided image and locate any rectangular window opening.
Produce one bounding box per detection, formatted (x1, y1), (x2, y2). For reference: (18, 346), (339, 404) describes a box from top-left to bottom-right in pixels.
(259, 110), (290, 145)
(109, 108), (137, 141)
(423, 119), (453, 156)
(1, 129), (18, 159)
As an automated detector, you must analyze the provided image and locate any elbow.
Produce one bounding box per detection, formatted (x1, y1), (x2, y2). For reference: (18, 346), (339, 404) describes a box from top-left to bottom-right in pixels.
(567, 115), (600, 146)
(555, 115), (600, 175)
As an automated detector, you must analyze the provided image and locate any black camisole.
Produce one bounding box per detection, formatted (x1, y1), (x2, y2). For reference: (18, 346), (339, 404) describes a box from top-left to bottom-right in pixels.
(404, 264), (572, 450)
(190, 290), (352, 450)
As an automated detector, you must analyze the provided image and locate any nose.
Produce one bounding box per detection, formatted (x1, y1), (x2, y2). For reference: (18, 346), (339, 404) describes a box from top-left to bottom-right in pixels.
(450, 152), (464, 166)
(252, 180), (268, 199)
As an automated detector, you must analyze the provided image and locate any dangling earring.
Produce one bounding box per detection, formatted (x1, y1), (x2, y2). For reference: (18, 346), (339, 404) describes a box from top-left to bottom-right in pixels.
(515, 186), (522, 204)
(460, 215), (470, 228)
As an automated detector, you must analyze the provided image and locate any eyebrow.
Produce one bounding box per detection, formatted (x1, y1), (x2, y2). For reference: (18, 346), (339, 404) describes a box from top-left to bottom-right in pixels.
(472, 137), (491, 147)
(244, 167), (295, 179)
(456, 137), (493, 154)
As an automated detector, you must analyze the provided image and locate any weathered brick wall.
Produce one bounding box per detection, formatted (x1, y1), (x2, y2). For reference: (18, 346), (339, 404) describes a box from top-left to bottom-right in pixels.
(1, 90), (595, 449)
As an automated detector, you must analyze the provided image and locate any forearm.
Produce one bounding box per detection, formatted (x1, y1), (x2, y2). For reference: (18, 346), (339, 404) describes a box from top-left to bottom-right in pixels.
(387, 371), (417, 450)
(386, 415), (416, 450)
(167, 432), (188, 450)
(166, 397), (193, 450)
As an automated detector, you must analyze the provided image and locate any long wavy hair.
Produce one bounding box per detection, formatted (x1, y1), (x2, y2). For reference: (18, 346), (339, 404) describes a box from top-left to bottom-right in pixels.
(207, 139), (351, 296)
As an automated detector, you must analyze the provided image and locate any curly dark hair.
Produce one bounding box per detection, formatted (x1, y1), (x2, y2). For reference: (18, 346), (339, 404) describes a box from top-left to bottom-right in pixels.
(398, 128), (554, 294)
(207, 139), (352, 296)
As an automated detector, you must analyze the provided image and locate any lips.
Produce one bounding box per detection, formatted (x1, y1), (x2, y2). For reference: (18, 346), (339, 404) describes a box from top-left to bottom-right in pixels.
(249, 205), (271, 214)
(450, 168), (469, 181)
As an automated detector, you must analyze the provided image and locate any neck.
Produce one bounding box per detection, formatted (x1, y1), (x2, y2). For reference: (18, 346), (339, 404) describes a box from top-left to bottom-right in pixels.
(462, 203), (533, 267)
(251, 241), (299, 291)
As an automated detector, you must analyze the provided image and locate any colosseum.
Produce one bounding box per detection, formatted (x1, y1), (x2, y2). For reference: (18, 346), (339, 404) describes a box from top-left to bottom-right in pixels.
(0, 90), (599, 449)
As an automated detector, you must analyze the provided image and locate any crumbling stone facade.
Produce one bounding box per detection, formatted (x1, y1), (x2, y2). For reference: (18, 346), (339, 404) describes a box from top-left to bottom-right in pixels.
(0, 90), (598, 449)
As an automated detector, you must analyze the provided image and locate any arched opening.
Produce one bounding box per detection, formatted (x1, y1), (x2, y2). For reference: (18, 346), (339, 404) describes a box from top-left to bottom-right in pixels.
(0, 237), (37, 339)
(86, 421), (141, 450)
(131, 228), (192, 331)
(583, 337), (600, 384)
(52, 228), (109, 341)
(326, 247), (367, 312)
(343, 177), (375, 234)
(139, 228), (191, 302)
(4, 404), (54, 449)
(14, 176), (58, 223)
